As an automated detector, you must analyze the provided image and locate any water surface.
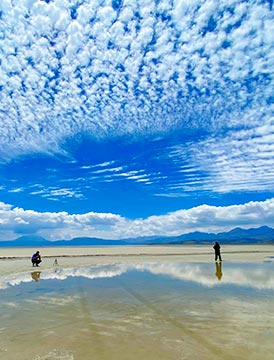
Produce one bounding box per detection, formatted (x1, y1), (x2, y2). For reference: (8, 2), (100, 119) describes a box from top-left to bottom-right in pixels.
(1, 261), (274, 360)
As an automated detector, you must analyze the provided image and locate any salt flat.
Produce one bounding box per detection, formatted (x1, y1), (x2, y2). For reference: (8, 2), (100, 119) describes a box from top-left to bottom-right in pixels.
(0, 244), (273, 277)
(1, 257), (274, 360)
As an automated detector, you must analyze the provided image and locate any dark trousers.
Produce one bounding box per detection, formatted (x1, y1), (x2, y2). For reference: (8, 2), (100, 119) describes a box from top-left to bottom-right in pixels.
(32, 259), (41, 266)
(215, 251), (222, 261)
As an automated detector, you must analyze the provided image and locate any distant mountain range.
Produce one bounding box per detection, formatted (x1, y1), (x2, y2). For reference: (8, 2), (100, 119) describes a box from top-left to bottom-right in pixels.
(0, 226), (274, 247)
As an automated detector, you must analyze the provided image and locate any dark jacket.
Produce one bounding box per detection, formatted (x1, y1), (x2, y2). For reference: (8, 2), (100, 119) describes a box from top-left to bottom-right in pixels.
(213, 242), (221, 252)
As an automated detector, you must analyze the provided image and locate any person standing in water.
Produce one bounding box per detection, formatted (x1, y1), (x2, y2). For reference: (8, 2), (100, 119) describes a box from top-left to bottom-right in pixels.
(213, 242), (222, 261)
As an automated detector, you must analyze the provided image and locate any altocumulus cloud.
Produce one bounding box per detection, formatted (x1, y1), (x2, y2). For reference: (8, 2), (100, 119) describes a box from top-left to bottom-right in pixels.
(0, 198), (274, 240)
(1, 0), (274, 225)
(0, 0), (273, 165)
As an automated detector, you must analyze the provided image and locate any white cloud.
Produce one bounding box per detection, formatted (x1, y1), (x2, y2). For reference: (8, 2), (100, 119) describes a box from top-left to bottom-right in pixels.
(29, 185), (84, 200)
(160, 120), (274, 194)
(0, 198), (274, 240)
(0, 0), (273, 206)
(8, 188), (24, 193)
(0, 0), (272, 166)
(80, 161), (116, 169)
(92, 166), (124, 174)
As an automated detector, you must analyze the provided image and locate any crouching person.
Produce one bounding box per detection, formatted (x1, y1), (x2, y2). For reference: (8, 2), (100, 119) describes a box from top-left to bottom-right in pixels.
(31, 251), (42, 267)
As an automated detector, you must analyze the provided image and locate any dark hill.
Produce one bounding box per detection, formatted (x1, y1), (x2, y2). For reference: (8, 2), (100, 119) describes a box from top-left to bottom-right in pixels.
(0, 226), (273, 247)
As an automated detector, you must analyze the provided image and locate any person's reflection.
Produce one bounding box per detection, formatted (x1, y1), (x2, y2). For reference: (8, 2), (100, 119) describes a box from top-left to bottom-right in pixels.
(215, 261), (223, 281)
(31, 271), (41, 282)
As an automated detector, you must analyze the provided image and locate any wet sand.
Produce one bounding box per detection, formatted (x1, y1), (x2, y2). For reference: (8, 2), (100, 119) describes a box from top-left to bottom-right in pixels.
(1, 246), (274, 359)
(1, 259), (274, 360)
(0, 244), (273, 276)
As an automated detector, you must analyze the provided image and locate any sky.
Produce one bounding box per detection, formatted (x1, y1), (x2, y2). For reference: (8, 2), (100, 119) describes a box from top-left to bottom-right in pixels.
(0, 0), (274, 241)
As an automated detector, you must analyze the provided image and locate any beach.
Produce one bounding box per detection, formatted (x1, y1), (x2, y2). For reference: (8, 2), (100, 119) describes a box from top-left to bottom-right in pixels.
(0, 244), (273, 278)
(1, 244), (274, 360)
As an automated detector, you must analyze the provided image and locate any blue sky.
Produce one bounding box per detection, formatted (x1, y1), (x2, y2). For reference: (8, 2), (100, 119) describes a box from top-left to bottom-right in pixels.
(0, 0), (274, 241)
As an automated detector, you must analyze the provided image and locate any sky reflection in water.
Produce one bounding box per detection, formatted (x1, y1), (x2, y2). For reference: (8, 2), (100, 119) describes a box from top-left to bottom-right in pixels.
(1, 261), (274, 292)
(1, 261), (274, 360)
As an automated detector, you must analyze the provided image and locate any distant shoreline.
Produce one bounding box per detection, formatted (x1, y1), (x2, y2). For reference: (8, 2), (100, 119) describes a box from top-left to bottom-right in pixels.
(1, 248), (273, 260)
(0, 244), (273, 259)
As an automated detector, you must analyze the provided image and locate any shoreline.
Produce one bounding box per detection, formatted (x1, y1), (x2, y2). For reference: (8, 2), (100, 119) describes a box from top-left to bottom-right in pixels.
(0, 245), (273, 277)
(0, 244), (273, 262)
(0, 248), (273, 260)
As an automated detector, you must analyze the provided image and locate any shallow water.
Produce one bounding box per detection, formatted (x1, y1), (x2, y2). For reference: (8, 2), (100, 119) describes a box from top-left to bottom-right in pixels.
(1, 261), (274, 360)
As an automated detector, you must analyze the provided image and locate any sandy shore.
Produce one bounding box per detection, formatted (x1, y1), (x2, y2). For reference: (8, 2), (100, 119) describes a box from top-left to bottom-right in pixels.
(0, 244), (274, 276)
(1, 244), (274, 259)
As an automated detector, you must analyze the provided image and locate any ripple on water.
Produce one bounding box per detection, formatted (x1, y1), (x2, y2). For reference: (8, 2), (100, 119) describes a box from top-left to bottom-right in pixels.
(33, 349), (74, 360)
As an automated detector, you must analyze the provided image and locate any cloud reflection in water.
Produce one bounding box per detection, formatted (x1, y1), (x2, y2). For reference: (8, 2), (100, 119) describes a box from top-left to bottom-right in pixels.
(0, 261), (274, 291)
